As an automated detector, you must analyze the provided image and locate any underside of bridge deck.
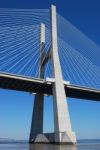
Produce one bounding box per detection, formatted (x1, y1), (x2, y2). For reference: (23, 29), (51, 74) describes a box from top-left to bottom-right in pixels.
(0, 73), (100, 101)
(0, 73), (52, 95)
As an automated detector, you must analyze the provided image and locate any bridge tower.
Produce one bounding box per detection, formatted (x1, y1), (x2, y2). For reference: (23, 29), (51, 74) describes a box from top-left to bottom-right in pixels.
(29, 23), (45, 143)
(29, 5), (76, 144)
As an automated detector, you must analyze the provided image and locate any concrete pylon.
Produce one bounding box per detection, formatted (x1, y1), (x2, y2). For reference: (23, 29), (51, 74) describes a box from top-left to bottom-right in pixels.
(29, 5), (76, 145)
(51, 5), (76, 144)
(29, 24), (45, 143)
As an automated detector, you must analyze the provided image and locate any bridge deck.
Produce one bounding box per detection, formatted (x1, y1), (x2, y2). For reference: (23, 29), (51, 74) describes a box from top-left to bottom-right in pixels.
(0, 72), (52, 95)
(0, 72), (100, 101)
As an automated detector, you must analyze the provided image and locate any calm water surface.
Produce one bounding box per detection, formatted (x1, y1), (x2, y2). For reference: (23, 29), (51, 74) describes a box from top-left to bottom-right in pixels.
(0, 141), (100, 150)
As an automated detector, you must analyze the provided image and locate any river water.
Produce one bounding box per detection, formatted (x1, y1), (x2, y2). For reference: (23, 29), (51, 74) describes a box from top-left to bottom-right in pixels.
(0, 142), (100, 150)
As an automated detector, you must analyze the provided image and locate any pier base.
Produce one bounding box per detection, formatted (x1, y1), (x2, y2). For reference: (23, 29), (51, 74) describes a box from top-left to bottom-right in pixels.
(29, 132), (76, 145)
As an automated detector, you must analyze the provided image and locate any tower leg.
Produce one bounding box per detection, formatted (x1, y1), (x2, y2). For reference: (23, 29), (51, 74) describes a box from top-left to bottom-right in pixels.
(51, 5), (76, 144)
(29, 94), (44, 143)
(29, 24), (45, 143)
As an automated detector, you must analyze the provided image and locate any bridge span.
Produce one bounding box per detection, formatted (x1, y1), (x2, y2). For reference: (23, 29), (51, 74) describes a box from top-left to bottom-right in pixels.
(0, 72), (100, 101)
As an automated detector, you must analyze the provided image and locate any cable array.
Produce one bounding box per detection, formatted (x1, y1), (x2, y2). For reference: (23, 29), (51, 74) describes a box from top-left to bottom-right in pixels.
(0, 8), (100, 89)
(58, 38), (100, 89)
(57, 13), (100, 67)
(0, 8), (50, 27)
(0, 9), (51, 77)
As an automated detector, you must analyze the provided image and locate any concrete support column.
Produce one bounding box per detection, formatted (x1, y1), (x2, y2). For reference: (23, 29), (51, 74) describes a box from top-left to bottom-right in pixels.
(29, 24), (45, 143)
(51, 5), (76, 144)
(29, 94), (44, 143)
(29, 6), (76, 144)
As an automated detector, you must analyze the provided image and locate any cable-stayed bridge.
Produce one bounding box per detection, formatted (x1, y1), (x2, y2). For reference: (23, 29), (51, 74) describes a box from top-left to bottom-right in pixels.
(0, 5), (100, 144)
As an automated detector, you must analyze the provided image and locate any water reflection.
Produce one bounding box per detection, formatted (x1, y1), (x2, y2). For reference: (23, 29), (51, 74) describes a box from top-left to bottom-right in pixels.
(29, 144), (77, 150)
(0, 143), (100, 150)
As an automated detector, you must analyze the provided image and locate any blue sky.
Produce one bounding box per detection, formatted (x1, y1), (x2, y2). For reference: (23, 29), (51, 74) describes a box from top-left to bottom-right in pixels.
(0, 0), (100, 140)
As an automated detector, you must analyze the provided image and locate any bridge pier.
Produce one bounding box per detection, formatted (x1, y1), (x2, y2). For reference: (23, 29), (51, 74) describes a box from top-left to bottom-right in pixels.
(50, 5), (76, 144)
(29, 24), (45, 143)
(29, 94), (44, 143)
(29, 5), (76, 145)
